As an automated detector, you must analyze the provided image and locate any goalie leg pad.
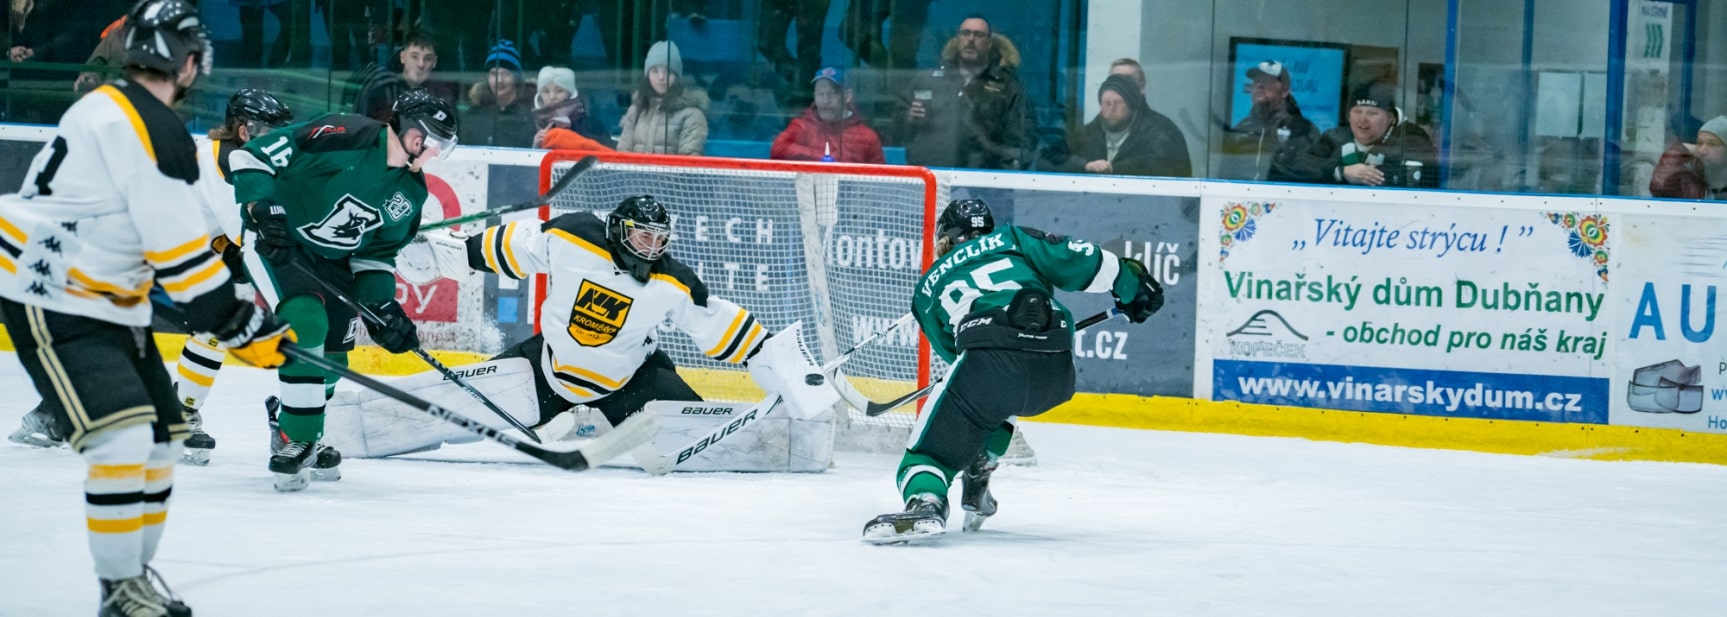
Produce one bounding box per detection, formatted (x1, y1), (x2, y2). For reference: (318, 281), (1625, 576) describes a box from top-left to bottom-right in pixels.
(636, 400), (834, 472)
(320, 358), (540, 458)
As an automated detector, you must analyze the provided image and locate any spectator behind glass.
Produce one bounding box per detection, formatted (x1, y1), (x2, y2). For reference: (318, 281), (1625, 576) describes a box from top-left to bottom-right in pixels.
(460, 40), (536, 148)
(771, 67), (885, 164)
(758, 0), (829, 104)
(351, 31), (456, 123)
(73, 15), (127, 95)
(1293, 82), (1437, 188)
(1651, 116), (1727, 200)
(1046, 74), (1189, 177)
(1218, 60), (1320, 182)
(533, 65), (616, 151)
(896, 15), (1033, 170)
(617, 40), (709, 156)
(1108, 57), (1146, 91)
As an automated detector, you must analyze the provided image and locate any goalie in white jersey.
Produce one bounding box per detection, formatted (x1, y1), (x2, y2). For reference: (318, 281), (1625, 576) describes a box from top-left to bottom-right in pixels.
(319, 195), (838, 470)
(0, 1), (292, 614)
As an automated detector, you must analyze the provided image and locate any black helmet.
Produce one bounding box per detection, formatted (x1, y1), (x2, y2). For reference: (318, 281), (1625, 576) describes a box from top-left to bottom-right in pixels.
(121, 0), (211, 79)
(606, 195), (673, 283)
(937, 199), (995, 248)
(225, 88), (292, 140)
(390, 88), (459, 160)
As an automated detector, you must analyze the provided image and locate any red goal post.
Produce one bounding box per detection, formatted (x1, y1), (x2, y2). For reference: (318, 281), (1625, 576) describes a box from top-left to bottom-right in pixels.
(535, 151), (942, 441)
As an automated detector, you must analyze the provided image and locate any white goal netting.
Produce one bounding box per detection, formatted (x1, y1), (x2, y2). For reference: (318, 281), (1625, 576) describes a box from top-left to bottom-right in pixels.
(541, 154), (945, 453)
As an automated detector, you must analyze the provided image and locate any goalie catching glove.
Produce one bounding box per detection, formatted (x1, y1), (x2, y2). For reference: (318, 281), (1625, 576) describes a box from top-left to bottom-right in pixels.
(397, 228), (473, 286)
(362, 300), (420, 353)
(1115, 257), (1163, 323)
(212, 302), (294, 368)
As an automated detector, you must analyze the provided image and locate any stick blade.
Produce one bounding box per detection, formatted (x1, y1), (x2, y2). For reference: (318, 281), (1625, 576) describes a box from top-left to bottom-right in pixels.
(576, 412), (658, 468)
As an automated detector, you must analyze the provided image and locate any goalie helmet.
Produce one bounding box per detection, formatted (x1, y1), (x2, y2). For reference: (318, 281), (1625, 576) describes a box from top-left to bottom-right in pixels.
(122, 0), (212, 80)
(936, 198), (995, 254)
(607, 195), (673, 283)
(390, 88), (459, 161)
(225, 88), (293, 141)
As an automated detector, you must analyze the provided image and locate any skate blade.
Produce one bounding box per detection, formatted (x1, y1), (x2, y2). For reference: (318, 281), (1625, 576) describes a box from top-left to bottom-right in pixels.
(7, 431), (64, 448)
(861, 520), (946, 545)
(962, 511), (990, 532)
(181, 448), (211, 466)
(273, 470), (311, 492)
(311, 467), (341, 482)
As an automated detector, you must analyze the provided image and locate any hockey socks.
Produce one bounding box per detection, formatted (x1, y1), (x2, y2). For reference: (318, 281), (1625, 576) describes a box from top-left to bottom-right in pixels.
(81, 424), (175, 581)
(172, 333), (225, 410)
(895, 452), (957, 503)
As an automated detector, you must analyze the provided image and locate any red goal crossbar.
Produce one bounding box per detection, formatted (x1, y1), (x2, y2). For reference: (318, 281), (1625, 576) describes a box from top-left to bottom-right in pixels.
(535, 150), (938, 394)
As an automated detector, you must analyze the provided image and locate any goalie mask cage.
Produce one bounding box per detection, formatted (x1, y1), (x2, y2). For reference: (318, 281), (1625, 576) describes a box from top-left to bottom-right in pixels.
(537, 151), (943, 453)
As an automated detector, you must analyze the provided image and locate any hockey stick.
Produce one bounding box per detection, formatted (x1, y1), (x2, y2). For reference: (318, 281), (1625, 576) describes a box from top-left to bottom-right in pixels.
(421, 155), (598, 231)
(637, 317), (914, 476)
(279, 345), (655, 471)
(864, 307), (1126, 417)
(826, 313), (915, 413)
(289, 261), (543, 442)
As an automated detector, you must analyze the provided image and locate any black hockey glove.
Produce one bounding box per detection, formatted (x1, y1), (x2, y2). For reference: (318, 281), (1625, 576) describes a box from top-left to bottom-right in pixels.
(1115, 258), (1164, 324)
(362, 300), (420, 354)
(245, 201), (299, 262)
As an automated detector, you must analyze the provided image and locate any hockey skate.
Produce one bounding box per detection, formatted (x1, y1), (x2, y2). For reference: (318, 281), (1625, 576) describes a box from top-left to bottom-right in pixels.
(959, 453), (999, 532)
(266, 396), (342, 490)
(99, 566), (190, 617)
(861, 493), (948, 545)
(180, 407), (214, 466)
(8, 403), (67, 447)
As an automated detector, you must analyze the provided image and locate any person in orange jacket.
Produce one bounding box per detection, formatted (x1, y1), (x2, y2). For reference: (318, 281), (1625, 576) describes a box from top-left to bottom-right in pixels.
(532, 65), (615, 152)
(770, 67), (885, 164)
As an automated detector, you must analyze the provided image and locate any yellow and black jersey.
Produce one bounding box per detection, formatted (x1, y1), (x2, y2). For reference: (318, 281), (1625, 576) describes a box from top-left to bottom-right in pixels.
(193, 136), (245, 241)
(466, 212), (766, 403)
(0, 79), (236, 330)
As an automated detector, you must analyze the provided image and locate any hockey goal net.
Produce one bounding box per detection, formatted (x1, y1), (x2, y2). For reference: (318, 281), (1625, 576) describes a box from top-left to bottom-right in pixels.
(537, 151), (941, 453)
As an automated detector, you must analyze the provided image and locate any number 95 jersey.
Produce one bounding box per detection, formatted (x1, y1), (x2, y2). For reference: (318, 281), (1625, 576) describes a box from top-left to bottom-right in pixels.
(466, 212), (766, 404)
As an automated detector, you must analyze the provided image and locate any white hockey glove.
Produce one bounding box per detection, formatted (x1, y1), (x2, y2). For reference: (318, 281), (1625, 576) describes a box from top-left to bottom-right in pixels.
(398, 228), (473, 286)
(746, 322), (841, 420)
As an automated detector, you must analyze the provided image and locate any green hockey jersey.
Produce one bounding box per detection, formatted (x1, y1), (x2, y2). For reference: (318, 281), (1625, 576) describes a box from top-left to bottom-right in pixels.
(913, 226), (1141, 362)
(230, 113), (427, 276)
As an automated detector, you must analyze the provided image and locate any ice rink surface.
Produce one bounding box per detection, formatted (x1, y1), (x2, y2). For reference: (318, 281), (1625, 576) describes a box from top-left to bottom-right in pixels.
(2, 357), (1725, 616)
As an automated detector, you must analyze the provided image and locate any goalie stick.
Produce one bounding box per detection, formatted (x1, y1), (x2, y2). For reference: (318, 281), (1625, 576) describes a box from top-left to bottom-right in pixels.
(279, 345), (655, 471)
(638, 316), (915, 476)
(864, 307), (1126, 417)
(421, 155), (598, 231)
(289, 261), (543, 442)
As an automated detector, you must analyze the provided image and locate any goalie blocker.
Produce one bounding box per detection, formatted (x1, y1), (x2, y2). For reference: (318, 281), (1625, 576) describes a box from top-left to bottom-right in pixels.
(319, 323), (841, 472)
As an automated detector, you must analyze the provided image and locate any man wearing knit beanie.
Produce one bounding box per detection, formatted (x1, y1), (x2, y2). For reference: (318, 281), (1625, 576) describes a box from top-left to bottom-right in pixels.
(1292, 81), (1436, 187)
(1652, 115), (1727, 200)
(460, 39), (536, 147)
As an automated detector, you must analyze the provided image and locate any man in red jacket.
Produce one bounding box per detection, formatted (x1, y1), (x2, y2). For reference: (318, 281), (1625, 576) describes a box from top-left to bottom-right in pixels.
(771, 67), (886, 164)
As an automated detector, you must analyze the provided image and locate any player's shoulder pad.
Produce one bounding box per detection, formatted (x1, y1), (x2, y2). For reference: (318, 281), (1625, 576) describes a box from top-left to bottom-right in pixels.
(112, 81), (199, 184)
(656, 256), (710, 307)
(1015, 226), (1070, 245)
(293, 113), (387, 153)
(214, 139), (240, 184)
(541, 212), (610, 250)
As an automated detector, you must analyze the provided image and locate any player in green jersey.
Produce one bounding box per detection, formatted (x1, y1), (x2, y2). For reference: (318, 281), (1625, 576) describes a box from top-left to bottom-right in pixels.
(863, 198), (1164, 544)
(229, 87), (458, 492)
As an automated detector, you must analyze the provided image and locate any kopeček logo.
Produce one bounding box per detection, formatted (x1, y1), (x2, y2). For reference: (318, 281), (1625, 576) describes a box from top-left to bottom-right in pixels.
(1225, 309), (1308, 359)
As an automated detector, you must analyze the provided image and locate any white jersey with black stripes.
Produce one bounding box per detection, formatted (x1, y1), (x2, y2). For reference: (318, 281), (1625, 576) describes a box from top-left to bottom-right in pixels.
(468, 212), (765, 405)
